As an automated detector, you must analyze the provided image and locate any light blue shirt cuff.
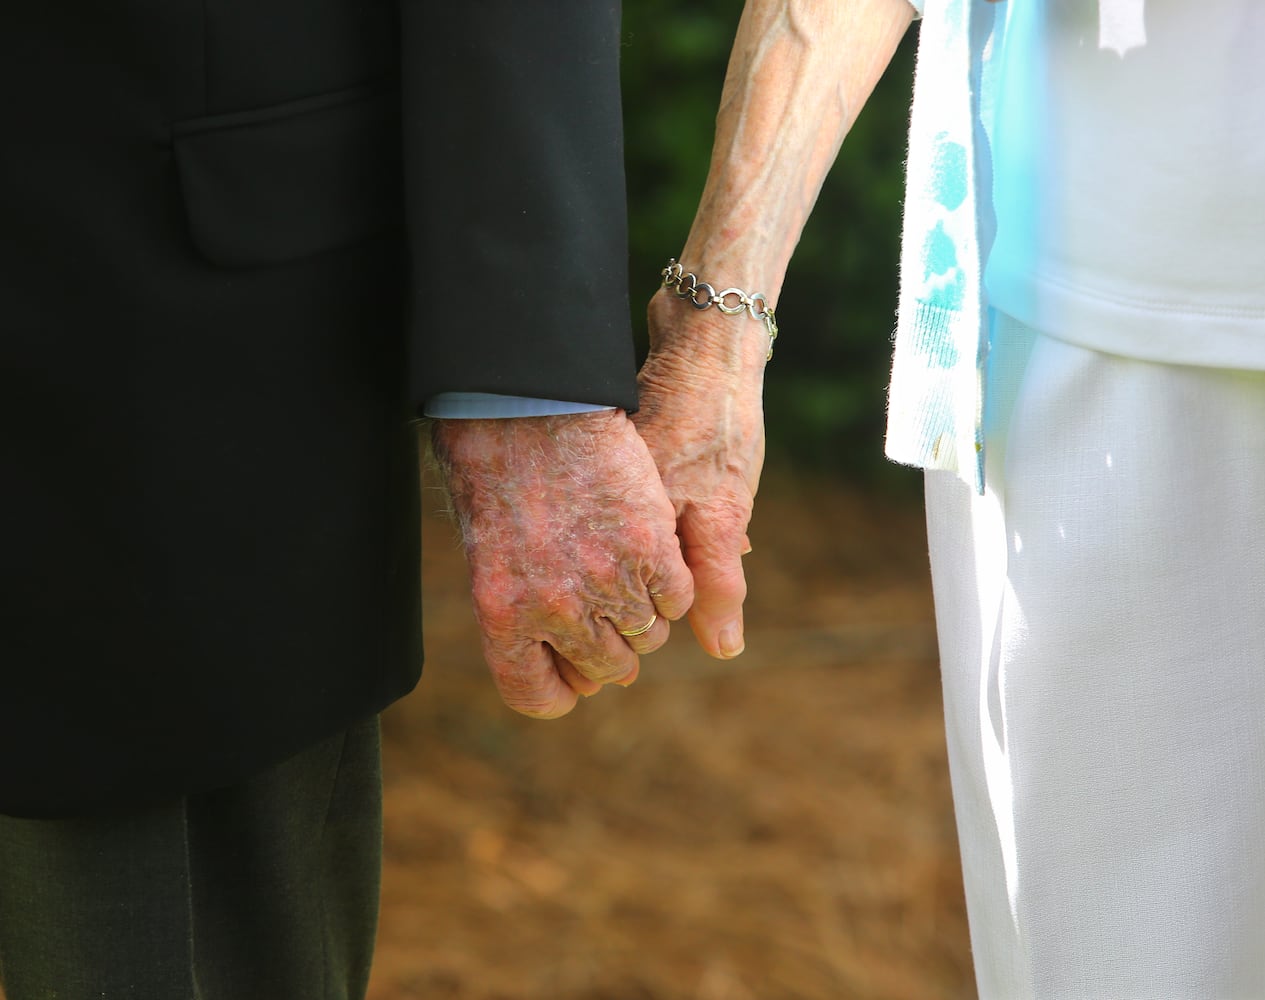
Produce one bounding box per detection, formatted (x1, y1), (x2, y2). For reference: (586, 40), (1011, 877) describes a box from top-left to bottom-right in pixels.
(424, 392), (618, 419)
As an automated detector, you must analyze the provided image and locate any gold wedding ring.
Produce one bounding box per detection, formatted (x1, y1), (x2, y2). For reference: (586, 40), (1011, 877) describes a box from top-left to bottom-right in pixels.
(617, 614), (658, 638)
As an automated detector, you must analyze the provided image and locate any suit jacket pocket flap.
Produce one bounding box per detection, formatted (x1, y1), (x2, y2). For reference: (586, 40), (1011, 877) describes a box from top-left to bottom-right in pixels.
(174, 85), (401, 268)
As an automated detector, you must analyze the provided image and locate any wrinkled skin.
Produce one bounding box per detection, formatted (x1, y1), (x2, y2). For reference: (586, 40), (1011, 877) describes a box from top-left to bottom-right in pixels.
(633, 289), (768, 660)
(435, 0), (918, 710)
(433, 410), (694, 718)
(624, 0), (915, 660)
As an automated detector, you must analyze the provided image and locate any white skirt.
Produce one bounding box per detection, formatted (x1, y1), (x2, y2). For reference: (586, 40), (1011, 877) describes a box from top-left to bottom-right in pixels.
(926, 314), (1265, 999)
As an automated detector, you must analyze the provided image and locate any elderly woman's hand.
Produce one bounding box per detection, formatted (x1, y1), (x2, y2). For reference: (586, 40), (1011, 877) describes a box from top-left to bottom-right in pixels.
(632, 287), (769, 660)
(630, 0), (915, 658)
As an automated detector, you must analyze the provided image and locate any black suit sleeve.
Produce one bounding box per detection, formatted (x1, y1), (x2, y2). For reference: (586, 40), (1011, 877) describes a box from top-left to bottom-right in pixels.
(401, 0), (639, 412)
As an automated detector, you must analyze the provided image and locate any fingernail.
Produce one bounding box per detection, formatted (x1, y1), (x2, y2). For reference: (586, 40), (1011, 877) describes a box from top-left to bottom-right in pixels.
(718, 623), (745, 658)
(741, 543), (753, 556)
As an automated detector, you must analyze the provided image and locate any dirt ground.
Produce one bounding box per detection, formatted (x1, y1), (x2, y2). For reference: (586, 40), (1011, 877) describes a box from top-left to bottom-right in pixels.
(370, 462), (973, 1000)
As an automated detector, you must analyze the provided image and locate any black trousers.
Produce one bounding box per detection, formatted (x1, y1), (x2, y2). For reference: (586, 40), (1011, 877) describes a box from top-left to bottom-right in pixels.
(0, 718), (382, 1000)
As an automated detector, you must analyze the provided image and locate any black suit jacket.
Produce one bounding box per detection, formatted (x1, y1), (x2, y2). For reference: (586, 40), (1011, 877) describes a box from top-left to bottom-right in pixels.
(0, 0), (638, 817)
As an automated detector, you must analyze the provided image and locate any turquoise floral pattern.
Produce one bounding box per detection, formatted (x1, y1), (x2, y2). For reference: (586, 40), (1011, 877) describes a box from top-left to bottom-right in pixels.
(885, 0), (998, 493)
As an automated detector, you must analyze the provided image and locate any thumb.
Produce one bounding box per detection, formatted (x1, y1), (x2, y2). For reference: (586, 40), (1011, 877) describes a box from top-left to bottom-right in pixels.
(678, 505), (750, 659)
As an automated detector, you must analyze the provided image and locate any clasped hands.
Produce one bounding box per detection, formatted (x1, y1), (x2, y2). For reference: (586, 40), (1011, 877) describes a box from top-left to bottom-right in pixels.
(434, 292), (766, 718)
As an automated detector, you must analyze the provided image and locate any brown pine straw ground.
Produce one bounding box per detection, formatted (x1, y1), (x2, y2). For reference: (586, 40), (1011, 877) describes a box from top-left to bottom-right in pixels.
(370, 461), (974, 1000)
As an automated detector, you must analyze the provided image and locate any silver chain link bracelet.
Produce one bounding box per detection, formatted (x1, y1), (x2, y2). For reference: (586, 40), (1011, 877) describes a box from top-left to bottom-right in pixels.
(661, 258), (779, 361)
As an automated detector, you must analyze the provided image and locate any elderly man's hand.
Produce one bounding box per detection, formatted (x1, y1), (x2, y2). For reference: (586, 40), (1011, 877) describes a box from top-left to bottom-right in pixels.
(432, 410), (694, 718)
(632, 290), (768, 660)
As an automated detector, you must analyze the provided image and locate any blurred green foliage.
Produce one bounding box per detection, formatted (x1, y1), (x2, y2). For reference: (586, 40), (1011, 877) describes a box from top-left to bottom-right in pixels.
(621, 5), (921, 489)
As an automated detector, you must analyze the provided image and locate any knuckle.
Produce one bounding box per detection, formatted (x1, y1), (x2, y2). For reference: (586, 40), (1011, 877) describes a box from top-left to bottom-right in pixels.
(705, 505), (753, 539)
(703, 561), (747, 598)
(627, 523), (665, 558)
(719, 577), (749, 606)
(682, 501), (751, 549)
(473, 575), (588, 638)
(575, 654), (634, 686)
(469, 576), (520, 622)
(649, 571), (694, 617)
(474, 605), (518, 640)
(578, 551), (620, 592)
